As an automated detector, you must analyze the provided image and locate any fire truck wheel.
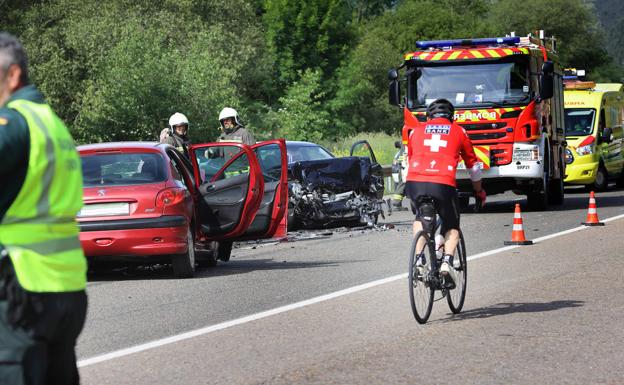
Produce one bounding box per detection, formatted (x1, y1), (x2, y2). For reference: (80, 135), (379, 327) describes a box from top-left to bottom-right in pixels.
(528, 164), (550, 210)
(547, 176), (564, 205)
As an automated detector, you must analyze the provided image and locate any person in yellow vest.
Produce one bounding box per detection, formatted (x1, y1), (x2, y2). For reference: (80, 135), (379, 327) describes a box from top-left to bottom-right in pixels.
(0, 32), (87, 385)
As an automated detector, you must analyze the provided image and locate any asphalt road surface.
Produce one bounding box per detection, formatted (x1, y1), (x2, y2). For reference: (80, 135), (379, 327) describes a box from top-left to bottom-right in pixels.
(78, 186), (624, 384)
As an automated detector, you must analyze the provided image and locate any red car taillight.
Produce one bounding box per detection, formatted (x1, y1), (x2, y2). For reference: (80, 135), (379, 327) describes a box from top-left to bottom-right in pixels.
(156, 187), (186, 208)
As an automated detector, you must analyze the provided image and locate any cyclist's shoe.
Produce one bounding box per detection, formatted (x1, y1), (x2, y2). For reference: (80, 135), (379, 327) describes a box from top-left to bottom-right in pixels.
(440, 261), (452, 276)
(415, 254), (426, 279)
(440, 261), (456, 288)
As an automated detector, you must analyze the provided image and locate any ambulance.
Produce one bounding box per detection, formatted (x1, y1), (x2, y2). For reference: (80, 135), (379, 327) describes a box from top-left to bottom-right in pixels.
(563, 69), (624, 190)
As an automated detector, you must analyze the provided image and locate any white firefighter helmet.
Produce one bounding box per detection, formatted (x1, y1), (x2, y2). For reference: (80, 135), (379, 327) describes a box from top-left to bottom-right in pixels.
(219, 107), (241, 128)
(169, 112), (189, 130)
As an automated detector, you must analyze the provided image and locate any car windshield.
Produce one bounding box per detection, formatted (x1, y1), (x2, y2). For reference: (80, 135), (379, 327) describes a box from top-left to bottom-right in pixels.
(81, 152), (166, 187)
(286, 143), (334, 164)
(408, 61), (530, 108)
(565, 108), (596, 136)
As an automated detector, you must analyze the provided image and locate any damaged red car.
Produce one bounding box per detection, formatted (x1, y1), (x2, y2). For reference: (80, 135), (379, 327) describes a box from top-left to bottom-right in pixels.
(77, 140), (288, 278)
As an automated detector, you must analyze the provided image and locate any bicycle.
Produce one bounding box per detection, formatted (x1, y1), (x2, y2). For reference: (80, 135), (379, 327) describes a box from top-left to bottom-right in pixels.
(408, 196), (470, 324)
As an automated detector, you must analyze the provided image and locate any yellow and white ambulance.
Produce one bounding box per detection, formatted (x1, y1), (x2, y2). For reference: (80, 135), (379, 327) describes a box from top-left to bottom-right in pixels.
(564, 72), (624, 190)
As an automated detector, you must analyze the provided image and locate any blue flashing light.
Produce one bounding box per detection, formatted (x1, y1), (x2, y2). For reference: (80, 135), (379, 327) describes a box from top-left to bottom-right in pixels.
(563, 76), (578, 80)
(416, 36), (520, 50)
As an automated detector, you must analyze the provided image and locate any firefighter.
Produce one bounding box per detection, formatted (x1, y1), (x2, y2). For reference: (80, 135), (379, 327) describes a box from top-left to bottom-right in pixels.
(218, 107), (255, 145)
(162, 112), (191, 157)
(390, 142), (408, 211)
(0, 32), (88, 385)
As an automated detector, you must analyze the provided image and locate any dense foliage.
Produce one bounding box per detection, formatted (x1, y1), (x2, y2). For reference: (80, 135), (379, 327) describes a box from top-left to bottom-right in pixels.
(1, 0), (622, 144)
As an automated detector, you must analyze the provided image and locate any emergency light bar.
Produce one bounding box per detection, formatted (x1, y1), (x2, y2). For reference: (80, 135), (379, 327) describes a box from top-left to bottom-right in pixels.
(416, 36), (520, 50)
(563, 68), (586, 81)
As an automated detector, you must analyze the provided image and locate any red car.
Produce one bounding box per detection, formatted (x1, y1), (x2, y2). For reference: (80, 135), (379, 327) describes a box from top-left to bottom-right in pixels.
(77, 140), (288, 278)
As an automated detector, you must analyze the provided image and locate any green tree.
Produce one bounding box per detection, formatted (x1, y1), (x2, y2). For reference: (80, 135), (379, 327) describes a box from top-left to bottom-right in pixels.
(8, 0), (266, 143)
(330, 0), (496, 135)
(488, 0), (610, 72)
(267, 68), (330, 142)
(262, 0), (354, 91)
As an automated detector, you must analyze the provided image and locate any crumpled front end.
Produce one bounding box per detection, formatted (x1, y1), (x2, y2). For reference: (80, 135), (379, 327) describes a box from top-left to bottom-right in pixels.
(289, 157), (384, 228)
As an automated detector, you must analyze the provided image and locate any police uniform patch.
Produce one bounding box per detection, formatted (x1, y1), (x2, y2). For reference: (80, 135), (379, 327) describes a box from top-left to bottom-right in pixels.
(425, 124), (450, 134)
(0, 117), (8, 125)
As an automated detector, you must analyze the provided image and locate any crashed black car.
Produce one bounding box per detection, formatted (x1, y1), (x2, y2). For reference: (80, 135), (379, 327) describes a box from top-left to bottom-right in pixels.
(286, 140), (385, 229)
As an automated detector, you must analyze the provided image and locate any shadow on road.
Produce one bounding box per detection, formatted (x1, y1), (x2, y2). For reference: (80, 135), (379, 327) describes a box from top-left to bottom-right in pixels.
(87, 258), (364, 282)
(461, 192), (624, 214)
(438, 300), (584, 322)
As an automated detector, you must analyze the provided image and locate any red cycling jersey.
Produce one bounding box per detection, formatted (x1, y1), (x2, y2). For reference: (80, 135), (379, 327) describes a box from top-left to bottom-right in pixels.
(406, 117), (479, 187)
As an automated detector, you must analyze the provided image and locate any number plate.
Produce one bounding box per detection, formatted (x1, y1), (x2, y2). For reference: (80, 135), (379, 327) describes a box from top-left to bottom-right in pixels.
(78, 202), (130, 217)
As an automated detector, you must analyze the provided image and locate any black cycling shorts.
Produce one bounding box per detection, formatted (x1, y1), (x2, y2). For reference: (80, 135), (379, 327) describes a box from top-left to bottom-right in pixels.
(405, 181), (460, 234)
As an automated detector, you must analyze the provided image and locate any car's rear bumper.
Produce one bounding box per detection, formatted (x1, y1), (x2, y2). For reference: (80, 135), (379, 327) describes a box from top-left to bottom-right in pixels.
(78, 215), (189, 259)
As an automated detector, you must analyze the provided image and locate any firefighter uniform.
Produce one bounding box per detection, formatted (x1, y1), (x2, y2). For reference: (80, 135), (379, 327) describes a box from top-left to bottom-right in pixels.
(218, 125), (255, 145)
(390, 144), (407, 210)
(0, 85), (88, 385)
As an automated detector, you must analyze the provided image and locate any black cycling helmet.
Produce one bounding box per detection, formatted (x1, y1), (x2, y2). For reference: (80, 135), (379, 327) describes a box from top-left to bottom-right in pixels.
(426, 99), (455, 121)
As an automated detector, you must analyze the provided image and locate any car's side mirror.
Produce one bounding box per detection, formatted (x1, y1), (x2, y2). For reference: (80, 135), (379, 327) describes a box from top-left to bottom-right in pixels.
(602, 127), (613, 143)
(394, 140), (401, 149)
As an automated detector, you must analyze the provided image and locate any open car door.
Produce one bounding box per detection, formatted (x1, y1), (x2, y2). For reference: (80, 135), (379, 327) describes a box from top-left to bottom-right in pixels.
(240, 139), (288, 239)
(189, 143), (263, 240)
(350, 140), (385, 199)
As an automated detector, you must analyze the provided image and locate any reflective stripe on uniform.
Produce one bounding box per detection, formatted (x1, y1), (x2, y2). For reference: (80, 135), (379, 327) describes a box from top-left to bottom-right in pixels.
(17, 236), (82, 255)
(20, 102), (56, 216)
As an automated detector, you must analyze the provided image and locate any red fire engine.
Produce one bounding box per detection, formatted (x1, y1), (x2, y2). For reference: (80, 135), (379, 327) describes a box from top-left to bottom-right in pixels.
(389, 34), (566, 210)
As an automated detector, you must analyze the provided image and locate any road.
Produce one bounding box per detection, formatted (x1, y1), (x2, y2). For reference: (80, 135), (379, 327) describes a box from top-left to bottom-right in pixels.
(78, 187), (624, 384)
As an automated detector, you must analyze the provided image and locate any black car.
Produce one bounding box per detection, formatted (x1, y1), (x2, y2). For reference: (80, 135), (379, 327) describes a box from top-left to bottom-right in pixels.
(286, 140), (384, 229)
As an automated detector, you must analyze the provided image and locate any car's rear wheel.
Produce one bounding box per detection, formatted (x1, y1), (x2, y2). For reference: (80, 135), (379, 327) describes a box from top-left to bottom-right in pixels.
(172, 228), (196, 278)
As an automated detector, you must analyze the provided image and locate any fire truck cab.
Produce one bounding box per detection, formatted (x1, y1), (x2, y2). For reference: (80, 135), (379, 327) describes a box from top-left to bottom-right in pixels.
(389, 35), (566, 210)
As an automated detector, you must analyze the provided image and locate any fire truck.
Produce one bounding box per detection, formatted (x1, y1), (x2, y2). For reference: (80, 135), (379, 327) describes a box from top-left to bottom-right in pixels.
(389, 34), (566, 210)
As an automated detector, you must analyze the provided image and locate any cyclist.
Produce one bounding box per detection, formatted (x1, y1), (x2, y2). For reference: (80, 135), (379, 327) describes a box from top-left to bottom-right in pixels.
(406, 99), (486, 284)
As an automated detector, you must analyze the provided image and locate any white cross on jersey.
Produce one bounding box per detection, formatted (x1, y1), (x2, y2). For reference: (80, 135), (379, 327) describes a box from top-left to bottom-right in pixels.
(423, 134), (448, 152)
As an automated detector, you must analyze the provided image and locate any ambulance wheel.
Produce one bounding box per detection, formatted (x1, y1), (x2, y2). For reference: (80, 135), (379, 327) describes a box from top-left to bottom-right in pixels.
(594, 165), (608, 192)
(616, 168), (624, 188)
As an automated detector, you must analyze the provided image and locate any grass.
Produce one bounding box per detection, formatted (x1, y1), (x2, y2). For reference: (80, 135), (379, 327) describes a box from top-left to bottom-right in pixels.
(321, 132), (400, 166)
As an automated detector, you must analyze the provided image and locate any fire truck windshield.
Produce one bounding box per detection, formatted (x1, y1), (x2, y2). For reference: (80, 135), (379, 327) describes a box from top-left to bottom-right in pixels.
(408, 61), (530, 109)
(565, 108), (596, 136)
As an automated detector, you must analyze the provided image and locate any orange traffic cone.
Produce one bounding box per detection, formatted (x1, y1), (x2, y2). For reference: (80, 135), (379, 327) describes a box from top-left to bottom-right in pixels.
(504, 203), (533, 245)
(581, 191), (605, 226)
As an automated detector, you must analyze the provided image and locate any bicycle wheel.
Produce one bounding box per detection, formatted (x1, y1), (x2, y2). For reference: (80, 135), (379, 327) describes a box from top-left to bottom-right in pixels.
(408, 231), (435, 324)
(446, 230), (467, 313)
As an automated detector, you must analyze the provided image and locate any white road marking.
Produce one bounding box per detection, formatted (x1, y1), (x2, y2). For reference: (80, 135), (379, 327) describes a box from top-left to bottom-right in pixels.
(78, 212), (624, 368)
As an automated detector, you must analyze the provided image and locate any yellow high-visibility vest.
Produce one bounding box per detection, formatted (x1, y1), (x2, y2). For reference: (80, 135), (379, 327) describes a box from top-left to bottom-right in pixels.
(0, 99), (86, 292)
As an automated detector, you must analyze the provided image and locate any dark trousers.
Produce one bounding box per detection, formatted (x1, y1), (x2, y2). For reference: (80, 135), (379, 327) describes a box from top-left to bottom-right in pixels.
(0, 291), (87, 385)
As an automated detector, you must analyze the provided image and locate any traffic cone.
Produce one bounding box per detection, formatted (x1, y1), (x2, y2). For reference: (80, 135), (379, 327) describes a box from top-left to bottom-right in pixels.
(504, 203), (533, 245)
(581, 191), (605, 226)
